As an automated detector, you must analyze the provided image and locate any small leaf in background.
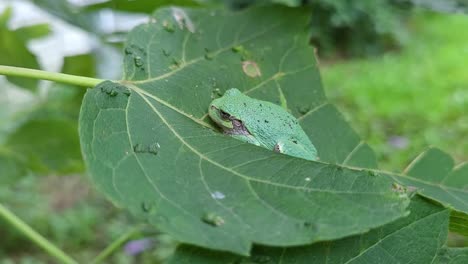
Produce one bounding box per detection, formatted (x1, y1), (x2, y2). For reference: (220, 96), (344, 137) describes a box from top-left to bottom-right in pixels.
(85, 0), (202, 13)
(386, 148), (468, 217)
(450, 211), (468, 237)
(5, 119), (82, 174)
(435, 247), (468, 263)
(411, 0), (468, 13)
(0, 6), (49, 91)
(168, 196), (450, 263)
(80, 6), (409, 254)
(13, 23), (51, 41)
(32, 0), (99, 35)
(0, 150), (27, 185)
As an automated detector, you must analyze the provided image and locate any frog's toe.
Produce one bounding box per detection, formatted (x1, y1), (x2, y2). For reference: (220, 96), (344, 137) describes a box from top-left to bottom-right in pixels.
(273, 143), (283, 153)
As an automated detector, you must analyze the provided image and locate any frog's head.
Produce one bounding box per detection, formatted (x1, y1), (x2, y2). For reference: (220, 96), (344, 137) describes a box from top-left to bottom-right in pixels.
(208, 88), (246, 133)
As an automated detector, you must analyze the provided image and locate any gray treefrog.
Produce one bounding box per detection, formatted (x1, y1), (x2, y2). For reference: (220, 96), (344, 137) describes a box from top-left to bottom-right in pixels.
(208, 88), (318, 161)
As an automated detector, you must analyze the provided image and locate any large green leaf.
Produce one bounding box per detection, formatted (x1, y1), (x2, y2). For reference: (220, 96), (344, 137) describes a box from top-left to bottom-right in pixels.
(384, 148), (468, 214)
(168, 196), (450, 263)
(79, 6), (409, 254)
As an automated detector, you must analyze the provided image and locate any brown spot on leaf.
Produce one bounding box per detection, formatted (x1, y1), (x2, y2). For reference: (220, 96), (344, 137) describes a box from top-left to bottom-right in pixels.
(242, 61), (261, 78)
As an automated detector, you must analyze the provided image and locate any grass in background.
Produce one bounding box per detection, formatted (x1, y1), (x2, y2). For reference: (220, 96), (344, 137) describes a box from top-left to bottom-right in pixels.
(321, 10), (468, 171)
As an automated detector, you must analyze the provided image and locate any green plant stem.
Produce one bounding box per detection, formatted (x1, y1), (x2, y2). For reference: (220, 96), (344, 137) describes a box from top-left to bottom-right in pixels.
(0, 203), (78, 264)
(91, 226), (143, 264)
(0, 65), (104, 87)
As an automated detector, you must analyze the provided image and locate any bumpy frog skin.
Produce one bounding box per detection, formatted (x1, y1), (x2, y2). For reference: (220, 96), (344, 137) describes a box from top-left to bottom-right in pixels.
(208, 88), (318, 161)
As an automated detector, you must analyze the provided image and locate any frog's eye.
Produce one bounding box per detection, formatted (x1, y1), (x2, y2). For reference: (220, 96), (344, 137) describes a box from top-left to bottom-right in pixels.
(219, 110), (231, 120)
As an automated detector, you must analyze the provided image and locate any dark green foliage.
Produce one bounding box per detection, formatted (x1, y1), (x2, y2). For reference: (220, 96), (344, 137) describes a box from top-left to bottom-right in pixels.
(307, 0), (411, 57)
(409, 0), (468, 13)
(216, 0), (412, 57)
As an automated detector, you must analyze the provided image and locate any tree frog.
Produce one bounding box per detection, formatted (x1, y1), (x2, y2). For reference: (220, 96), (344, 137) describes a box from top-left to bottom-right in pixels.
(208, 88), (318, 161)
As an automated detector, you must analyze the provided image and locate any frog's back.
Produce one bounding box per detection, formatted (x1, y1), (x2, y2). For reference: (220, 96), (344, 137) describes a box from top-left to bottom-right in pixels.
(241, 97), (315, 151)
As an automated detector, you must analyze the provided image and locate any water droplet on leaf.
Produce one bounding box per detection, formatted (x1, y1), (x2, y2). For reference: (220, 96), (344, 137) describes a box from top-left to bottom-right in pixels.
(133, 144), (145, 153)
(232, 45), (244, 53)
(211, 191), (225, 200)
(141, 202), (153, 212)
(202, 212), (225, 227)
(204, 48), (214, 60)
(297, 105), (310, 115)
(101, 85), (118, 97)
(134, 56), (144, 67)
(148, 143), (160, 155)
(170, 58), (181, 70)
(163, 20), (175, 32)
(171, 7), (195, 33)
(392, 182), (409, 198)
(124, 47), (133, 55)
(134, 143), (160, 155)
(162, 49), (171, 57)
(211, 88), (222, 99)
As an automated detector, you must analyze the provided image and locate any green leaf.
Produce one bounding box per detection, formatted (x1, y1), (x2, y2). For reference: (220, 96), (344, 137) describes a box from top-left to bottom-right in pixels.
(85, 0), (201, 13)
(5, 119), (82, 174)
(32, 0), (100, 34)
(79, 6), (409, 254)
(270, 0), (303, 7)
(0, 148), (27, 185)
(0, 7), (47, 91)
(13, 23), (51, 41)
(385, 148), (468, 214)
(411, 0), (468, 14)
(450, 210), (468, 236)
(61, 54), (97, 78)
(435, 247), (468, 264)
(168, 196), (450, 263)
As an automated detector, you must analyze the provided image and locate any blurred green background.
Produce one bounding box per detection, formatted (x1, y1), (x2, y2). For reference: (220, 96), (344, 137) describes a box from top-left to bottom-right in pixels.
(0, 0), (467, 263)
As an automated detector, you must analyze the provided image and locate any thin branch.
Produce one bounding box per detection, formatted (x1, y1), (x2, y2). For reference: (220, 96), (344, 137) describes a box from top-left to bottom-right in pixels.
(0, 65), (104, 87)
(0, 203), (78, 264)
(91, 225), (143, 264)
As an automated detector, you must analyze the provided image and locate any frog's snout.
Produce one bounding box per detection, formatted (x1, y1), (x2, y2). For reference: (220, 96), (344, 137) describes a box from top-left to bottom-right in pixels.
(208, 104), (218, 120)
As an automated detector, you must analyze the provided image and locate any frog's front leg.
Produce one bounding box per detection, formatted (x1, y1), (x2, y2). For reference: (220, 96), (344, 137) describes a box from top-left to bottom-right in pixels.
(274, 140), (318, 161)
